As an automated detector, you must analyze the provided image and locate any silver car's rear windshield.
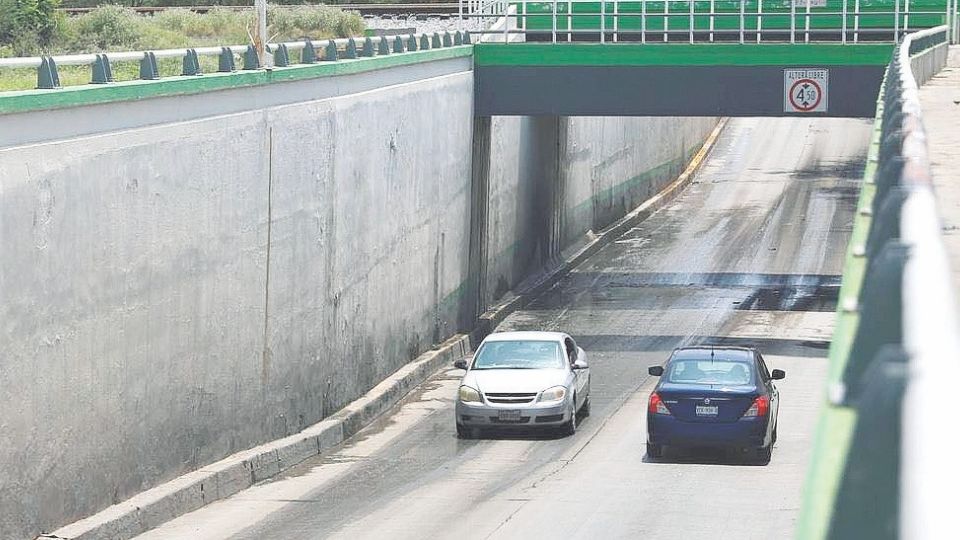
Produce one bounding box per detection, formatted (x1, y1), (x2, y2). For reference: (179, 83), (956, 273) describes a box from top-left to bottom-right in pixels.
(666, 359), (754, 385)
(472, 340), (565, 370)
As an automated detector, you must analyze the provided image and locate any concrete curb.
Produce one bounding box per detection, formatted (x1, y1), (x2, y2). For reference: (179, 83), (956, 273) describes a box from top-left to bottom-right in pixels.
(474, 117), (729, 340)
(44, 334), (471, 540)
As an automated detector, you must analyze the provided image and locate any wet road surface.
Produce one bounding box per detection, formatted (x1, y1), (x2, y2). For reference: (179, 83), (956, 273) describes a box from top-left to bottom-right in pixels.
(136, 117), (871, 540)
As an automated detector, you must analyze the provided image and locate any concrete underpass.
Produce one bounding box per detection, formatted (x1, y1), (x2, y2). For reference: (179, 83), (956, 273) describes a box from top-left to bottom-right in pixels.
(134, 116), (871, 539)
(4, 10), (957, 538)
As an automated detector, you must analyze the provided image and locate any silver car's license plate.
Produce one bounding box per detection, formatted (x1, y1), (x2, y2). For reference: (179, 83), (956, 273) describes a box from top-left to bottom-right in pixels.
(696, 405), (719, 416)
(498, 409), (522, 421)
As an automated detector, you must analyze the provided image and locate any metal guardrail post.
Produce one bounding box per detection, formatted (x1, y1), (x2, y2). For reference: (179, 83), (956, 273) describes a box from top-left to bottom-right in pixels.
(711, 0), (716, 42)
(895, 0), (901, 43)
(273, 44), (290, 66)
(690, 0), (696, 44)
(641, 0), (647, 44)
(218, 47), (236, 72)
(243, 44), (260, 70)
(740, 0), (745, 44)
(181, 49), (200, 76)
(790, 0), (796, 43)
(855, 0), (861, 42)
(601, 0), (606, 43)
(665, 0), (671, 42)
(140, 52), (159, 80)
(36, 57), (60, 89)
(613, 0), (619, 42)
(842, 0), (848, 44)
(905, 0), (911, 33)
(756, 0), (763, 44)
(553, 0), (558, 43)
(326, 39), (340, 61)
(92, 54), (114, 83)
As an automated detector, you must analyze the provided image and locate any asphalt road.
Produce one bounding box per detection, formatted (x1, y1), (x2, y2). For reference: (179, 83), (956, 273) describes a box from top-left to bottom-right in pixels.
(137, 117), (871, 540)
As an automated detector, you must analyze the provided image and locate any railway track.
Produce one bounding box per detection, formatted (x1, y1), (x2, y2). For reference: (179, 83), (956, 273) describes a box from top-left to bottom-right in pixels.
(60, 3), (463, 17)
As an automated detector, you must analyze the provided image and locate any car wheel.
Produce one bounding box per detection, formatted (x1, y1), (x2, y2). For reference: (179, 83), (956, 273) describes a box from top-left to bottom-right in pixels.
(561, 401), (577, 436)
(456, 423), (473, 439)
(756, 444), (772, 464)
(580, 397), (591, 417)
(647, 443), (663, 459)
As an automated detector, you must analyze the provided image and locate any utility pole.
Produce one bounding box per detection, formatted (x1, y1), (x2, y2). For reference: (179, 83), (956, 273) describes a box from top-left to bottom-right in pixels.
(254, 0), (272, 68)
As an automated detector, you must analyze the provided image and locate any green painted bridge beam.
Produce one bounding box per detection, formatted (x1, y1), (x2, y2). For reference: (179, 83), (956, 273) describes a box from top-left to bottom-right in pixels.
(473, 43), (895, 67)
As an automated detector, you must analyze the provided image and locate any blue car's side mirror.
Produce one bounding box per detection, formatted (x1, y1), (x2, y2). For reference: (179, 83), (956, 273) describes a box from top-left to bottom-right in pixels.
(648, 366), (664, 377)
(771, 369), (786, 380)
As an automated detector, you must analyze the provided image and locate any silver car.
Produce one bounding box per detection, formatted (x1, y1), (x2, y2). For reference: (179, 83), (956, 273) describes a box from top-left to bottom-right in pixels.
(454, 331), (591, 438)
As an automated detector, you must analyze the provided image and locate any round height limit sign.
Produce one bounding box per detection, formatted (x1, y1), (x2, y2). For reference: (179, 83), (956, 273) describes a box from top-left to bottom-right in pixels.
(784, 69), (829, 113)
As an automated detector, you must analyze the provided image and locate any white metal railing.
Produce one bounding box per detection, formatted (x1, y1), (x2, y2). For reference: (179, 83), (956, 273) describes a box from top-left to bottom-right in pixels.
(0, 36), (419, 70)
(895, 27), (958, 540)
(457, 0), (959, 44)
(0, 32), (471, 89)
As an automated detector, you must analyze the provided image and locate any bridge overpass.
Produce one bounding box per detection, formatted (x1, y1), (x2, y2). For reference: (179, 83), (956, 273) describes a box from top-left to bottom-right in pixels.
(0, 5), (958, 540)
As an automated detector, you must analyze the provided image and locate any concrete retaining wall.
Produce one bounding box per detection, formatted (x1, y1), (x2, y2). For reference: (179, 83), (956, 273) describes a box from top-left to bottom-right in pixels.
(0, 69), (474, 540)
(480, 115), (717, 308)
(0, 61), (715, 539)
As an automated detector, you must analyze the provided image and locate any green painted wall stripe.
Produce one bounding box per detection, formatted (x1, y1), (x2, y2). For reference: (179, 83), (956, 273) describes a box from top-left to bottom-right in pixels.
(474, 43), (894, 67)
(0, 46), (473, 115)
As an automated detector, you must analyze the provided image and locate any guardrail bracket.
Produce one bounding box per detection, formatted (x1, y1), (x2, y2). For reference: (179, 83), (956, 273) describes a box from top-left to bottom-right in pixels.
(140, 52), (159, 81)
(325, 39), (339, 62)
(181, 49), (202, 76)
(345, 38), (358, 59)
(302, 40), (317, 64)
(243, 45), (259, 70)
(92, 54), (114, 84)
(393, 36), (405, 53)
(218, 47), (236, 72)
(36, 56), (61, 89)
(273, 44), (290, 67)
(362, 37), (375, 57)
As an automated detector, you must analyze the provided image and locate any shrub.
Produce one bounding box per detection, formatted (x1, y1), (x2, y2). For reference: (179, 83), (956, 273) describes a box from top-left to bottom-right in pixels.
(0, 0), (64, 55)
(0, 4), (364, 57)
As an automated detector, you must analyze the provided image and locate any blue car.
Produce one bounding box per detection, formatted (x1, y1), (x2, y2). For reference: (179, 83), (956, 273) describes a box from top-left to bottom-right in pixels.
(646, 347), (784, 462)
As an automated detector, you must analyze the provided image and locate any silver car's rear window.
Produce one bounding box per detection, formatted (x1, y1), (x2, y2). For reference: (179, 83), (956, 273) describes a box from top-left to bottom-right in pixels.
(472, 340), (564, 370)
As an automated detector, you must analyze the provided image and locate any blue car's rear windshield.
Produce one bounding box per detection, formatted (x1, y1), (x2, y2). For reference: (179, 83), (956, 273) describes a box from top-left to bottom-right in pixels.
(472, 340), (564, 370)
(666, 359), (754, 385)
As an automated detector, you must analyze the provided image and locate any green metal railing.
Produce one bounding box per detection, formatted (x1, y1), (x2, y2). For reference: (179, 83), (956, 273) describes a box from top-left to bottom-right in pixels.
(460, 0), (958, 43)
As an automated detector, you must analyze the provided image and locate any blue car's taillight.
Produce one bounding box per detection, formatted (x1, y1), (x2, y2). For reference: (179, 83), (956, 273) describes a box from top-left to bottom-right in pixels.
(648, 392), (671, 415)
(742, 395), (769, 418)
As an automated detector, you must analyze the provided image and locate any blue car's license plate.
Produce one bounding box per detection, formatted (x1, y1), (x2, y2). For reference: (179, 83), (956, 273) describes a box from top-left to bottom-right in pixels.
(498, 410), (522, 421)
(696, 405), (719, 416)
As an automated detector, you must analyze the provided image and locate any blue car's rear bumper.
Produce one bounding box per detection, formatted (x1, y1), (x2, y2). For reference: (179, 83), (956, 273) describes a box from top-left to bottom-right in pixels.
(647, 413), (769, 449)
